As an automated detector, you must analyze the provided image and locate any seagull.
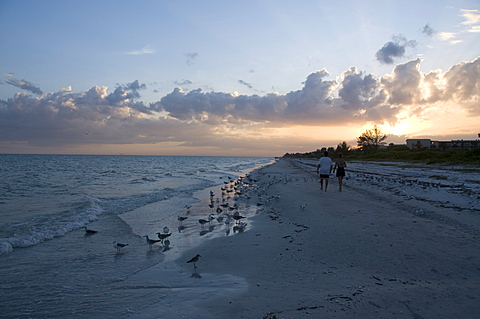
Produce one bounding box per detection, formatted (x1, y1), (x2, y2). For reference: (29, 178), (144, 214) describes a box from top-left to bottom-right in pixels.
(143, 235), (161, 249)
(113, 241), (129, 253)
(155, 232), (172, 243)
(83, 226), (98, 235)
(187, 254), (201, 268)
(198, 219), (209, 227)
(232, 212), (246, 223)
(162, 226), (170, 234)
(177, 216), (188, 224)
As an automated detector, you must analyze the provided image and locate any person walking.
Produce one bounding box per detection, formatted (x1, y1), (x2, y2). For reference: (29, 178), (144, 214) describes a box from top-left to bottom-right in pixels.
(333, 153), (347, 192)
(316, 151), (333, 191)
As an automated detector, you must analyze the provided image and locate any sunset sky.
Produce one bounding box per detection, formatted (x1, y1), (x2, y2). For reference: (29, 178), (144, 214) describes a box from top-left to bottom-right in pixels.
(1, 0), (479, 156)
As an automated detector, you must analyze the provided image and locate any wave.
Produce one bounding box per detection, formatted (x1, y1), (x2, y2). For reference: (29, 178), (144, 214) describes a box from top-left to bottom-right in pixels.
(0, 178), (218, 255)
(0, 198), (103, 255)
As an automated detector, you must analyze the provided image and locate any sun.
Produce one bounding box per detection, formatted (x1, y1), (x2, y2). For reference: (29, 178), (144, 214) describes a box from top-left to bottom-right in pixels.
(382, 121), (412, 136)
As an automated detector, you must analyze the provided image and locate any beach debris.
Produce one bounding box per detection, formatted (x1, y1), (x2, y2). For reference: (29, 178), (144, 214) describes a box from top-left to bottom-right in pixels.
(112, 241), (129, 253)
(83, 226), (98, 235)
(187, 254), (201, 268)
(300, 204), (308, 210)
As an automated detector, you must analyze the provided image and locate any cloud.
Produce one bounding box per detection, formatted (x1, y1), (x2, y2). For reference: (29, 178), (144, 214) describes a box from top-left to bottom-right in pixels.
(238, 80), (253, 90)
(60, 86), (72, 92)
(381, 59), (423, 105)
(420, 23), (435, 36)
(375, 35), (417, 64)
(460, 9), (480, 25)
(173, 79), (193, 86)
(5, 74), (43, 95)
(126, 45), (156, 55)
(185, 52), (198, 66)
(437, 32), (457, 41)
(1, 57), (479, 152)
(460, 9), (480, 33)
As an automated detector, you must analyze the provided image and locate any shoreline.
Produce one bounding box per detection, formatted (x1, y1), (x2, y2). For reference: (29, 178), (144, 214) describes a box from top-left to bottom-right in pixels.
(173, 158), (480, 318)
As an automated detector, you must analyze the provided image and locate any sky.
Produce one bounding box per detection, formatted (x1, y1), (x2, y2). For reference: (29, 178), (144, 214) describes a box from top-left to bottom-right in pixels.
(0, 0), (479, 157)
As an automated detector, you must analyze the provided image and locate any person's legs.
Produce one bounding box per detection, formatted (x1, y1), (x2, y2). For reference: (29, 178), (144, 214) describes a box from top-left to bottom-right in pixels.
(325, 177), (329, 191)
(338, 176), (343, 191)
(319, 177), (324, 190)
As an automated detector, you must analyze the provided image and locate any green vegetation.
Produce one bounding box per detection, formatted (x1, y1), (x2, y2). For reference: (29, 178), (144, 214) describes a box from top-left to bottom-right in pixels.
(283, 126), (480, 165)
(284, 144), (480, 165)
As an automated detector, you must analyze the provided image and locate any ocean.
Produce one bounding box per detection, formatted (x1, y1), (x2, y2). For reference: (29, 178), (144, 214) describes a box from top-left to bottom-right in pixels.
(0, 154), (273, 318)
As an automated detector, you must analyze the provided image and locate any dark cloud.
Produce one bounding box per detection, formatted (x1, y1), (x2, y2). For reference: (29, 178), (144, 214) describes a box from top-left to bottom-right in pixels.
(375, 35), (417, 64)
(1, 57), (479, 151)
(107, 80), (148, 108)
(185, 52), (198, 66)
(420, 23), (436, 36)
(238, 80), (253, 89)
(5, 74), (43, 95)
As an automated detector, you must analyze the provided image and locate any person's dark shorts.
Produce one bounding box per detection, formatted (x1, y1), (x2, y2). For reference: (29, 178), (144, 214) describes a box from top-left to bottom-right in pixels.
(336, 167), (345, 177)
(320, 174), (329, 179)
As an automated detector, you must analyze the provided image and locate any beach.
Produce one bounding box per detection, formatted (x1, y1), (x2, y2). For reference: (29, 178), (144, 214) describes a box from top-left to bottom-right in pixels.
(173, 158), (480, 318)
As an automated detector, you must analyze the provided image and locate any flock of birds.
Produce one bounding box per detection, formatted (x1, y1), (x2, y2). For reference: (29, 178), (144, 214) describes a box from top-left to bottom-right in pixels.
(80, 173), (268, 268)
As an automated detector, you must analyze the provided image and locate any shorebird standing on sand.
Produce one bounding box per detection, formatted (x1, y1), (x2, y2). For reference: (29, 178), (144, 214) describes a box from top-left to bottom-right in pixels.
(177, 216), (188, 224)
(155, 232), (172, 244)
(143, 235), (161, 249)
(187, 254), (201, 268)
(198, 219), (209, 228)
(113, 241), (129, 253)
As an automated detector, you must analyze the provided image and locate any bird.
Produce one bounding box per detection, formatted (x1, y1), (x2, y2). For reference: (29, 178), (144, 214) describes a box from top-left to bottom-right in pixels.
(143, 235), (161, 249)
(113, 241), (128, 253)
(155, 232), (172, 243)
(187, 254), (201, 268)
(198, 219), (209, 227)
(177, 216), (188, 224)
(83, 226), (97, 235)
(232, 212), (246, 223)
(162, 226), (170, 234)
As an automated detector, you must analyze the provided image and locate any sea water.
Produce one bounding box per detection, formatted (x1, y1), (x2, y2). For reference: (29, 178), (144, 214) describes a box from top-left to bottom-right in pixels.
(0, 154), (273, 318)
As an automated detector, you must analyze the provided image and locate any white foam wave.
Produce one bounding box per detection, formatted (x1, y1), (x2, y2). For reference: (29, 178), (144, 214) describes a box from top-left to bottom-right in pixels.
(0, 199), (103, 254)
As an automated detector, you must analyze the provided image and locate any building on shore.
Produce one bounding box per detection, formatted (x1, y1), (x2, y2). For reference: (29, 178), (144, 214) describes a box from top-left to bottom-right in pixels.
(406, 138), (480, 150)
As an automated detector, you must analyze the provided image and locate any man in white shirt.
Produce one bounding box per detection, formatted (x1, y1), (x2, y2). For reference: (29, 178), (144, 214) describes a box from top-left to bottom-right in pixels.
(316, 151), (333, 191)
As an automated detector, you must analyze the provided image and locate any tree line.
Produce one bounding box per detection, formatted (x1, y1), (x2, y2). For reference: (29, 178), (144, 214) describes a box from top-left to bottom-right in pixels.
(282, 126), (480, 164)
(283, 125), (388, 158)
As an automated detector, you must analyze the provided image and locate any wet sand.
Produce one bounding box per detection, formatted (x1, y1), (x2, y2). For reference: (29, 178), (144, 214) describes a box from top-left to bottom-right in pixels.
(177, 158), (480, 318)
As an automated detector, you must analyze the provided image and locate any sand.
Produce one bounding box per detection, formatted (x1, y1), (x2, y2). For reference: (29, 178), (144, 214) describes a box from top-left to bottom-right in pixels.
(176, 158), (480, 318)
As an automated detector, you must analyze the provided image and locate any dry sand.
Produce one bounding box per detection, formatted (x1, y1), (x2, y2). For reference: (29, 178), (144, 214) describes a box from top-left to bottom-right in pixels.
(177, 158), (480, 318)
